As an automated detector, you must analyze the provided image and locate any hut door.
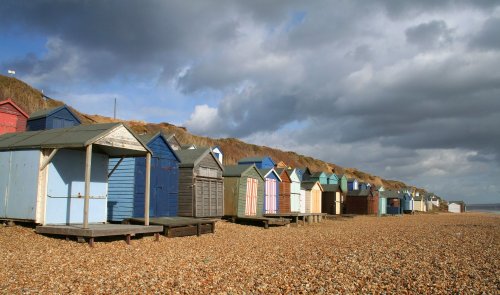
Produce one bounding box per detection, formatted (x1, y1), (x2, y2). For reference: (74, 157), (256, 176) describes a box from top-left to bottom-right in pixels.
(245, 178), (257, 216)
(0, 113), (17, 134)
(265, 179), (277, 214)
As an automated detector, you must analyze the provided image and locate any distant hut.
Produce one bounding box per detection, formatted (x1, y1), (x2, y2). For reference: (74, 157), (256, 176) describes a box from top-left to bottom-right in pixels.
(380, 190), (404, 215)
(337, 174), (348, 193)
(0, 98), (28, 135)
(27, 105), (81, 131)
(223, 165), (265, 217)
(301, 181), (323, 214)
(238, 156), (275, 169)
(448, 201), (466, 213)
(413, 193), (427, 212)
(322, 184), (342, 215)
(0, 123), (151, 225)
(176, 148), (224, 218)
(326, 173), (339, 185)
(308, 172), (328, 185)
(288, 168), (303, 213)
(258, 168), (281, 214)
(347, 178), (359, 191)
(345, 188), (379, 215)
(402, 190), (414, 214)
(275, 168), (291, 213)
(107, 132), (180, 222)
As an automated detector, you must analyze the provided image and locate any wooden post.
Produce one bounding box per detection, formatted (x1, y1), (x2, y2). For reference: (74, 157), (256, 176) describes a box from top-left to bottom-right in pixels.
(83, 144), (92, 229)
(144, 152), (151, 226)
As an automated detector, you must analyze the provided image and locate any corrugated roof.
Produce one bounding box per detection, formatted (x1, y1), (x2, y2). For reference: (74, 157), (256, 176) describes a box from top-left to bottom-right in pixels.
(0, 123), (150, 156)
(322, 184), (340, 192)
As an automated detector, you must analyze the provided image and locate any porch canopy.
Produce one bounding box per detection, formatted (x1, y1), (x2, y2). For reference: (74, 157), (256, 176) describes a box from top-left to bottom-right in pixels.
(0, 123), (153, 228)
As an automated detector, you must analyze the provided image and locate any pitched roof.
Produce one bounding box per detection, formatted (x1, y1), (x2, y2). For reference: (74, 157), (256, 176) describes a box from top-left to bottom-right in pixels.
(301, 181), (323, 191)
(180, 144), (197, 150)
(28, 104), (81, 122)
(311, 171), (326, 177)
(379, 190), (402, 199)
(175, 148), (222, 170)
(322, 184), (340, 192)
(0, 123), (150, 156)
(258, 168), (282, 182)
(138, 132), (180, 162)
(222, 164), (264, 179)
(238, 156), (275, 165)
(0, 98), (29, 118)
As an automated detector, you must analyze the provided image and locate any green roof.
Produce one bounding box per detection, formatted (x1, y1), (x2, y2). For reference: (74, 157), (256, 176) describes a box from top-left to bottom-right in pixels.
(301, 181), (322, 191)
(223, 164), (264, 179)
(347, 189), (371, 197)
(175, 148), (222, 169)
(0, 123), (150, 157)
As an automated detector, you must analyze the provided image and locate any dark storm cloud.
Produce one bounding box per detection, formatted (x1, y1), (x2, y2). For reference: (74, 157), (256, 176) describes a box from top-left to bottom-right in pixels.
(470, 17), (500, 50)
(405, 20), (453, 49)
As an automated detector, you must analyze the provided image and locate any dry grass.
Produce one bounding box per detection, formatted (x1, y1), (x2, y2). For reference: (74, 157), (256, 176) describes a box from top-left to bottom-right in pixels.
(0, 213), (498, 293)
(2, 74), (424, 192)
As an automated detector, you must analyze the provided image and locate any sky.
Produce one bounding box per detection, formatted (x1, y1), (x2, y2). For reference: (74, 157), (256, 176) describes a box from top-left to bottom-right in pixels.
(1, 0), (499, 204)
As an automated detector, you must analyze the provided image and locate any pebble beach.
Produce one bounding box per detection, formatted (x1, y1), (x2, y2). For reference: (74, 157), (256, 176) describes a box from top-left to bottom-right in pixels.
(0, 213), (498, 294)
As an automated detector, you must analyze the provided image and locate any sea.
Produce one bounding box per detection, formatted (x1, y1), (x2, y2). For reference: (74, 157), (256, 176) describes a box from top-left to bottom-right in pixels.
(466, 203), (500, 214)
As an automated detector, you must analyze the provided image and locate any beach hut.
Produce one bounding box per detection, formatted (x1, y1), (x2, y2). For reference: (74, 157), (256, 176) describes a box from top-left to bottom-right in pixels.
(0, 99), (28, 135)
(275, 168), (291, 213)
(238, 156), (275, 169)
(402, 191), (414, 214)
(327, 173), (339, 185)
(107, 132), (180, 222)
(258, 167), (281, 214)
(347, 178), (359, 191)
(275, 161), (288, 168)
(345, 188), (379, 215)
(301, 167), (313, 181)
(0, 123), (153, 226)
(301, 181), (323, 214)
(308, 172), (328, 185)
(211, 146), (223, 164)
(288, 168), (303, 213)
(384, 191), (403, 215)
(176, 148), (224, 218)
(223, 165), (265, 217)
(27, 105), (81, 131)
(321, 184), (342, 215)
(448, 201), (466, 213)
(337, 174), (348, 193)
(413, 193), (427, 212)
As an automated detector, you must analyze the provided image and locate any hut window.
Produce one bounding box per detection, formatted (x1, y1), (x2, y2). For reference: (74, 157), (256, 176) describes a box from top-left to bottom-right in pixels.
(199, 167), (219, 178)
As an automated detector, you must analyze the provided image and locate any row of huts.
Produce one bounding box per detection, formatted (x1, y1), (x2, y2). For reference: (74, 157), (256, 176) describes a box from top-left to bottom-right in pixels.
(0, 99), (456, 235)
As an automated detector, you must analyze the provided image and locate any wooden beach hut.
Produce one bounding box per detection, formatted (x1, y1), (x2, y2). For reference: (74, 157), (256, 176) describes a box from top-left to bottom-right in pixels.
(0, 123), (155, 226)
(258, 167), (281, 214)
(301, 181), (323, 214)
(345, 188), (379, 215)
(381, 191), (403, 215)
(27, 105), (81, 131)
(337, 174), (348, 193)
(448, 201), (466, 213)
(402, 190), (414, 214)
(0, 98), (28, 135)
(321, 184), (342, 215)
(308, 172), (328, 185)
(413, 193), (427, 212)
(347, 178), (359, 191)
(275, 168), (291, 213)
(327, 173), (339, 185)
(107, 132), (180, 222)
(238, 156), (275, 169)
(176, 148), (224, 218)
(223, 165), (265, 217)
(288, 168), (303, 213)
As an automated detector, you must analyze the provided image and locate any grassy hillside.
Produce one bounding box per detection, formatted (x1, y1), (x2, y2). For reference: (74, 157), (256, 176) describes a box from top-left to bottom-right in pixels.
(0, 74), (419, 192)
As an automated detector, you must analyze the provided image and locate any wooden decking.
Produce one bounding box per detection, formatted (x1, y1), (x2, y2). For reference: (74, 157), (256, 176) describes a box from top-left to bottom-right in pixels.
(36, 224), (163, 247)
(126, 217), (217, 238)
(264, 212), (327, 225)
(229, 216), (290, 229)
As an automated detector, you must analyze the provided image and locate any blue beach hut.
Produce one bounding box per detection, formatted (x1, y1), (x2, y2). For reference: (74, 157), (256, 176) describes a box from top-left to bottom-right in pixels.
(107, 132), (180, 221)
(27, 105), (81, 131)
